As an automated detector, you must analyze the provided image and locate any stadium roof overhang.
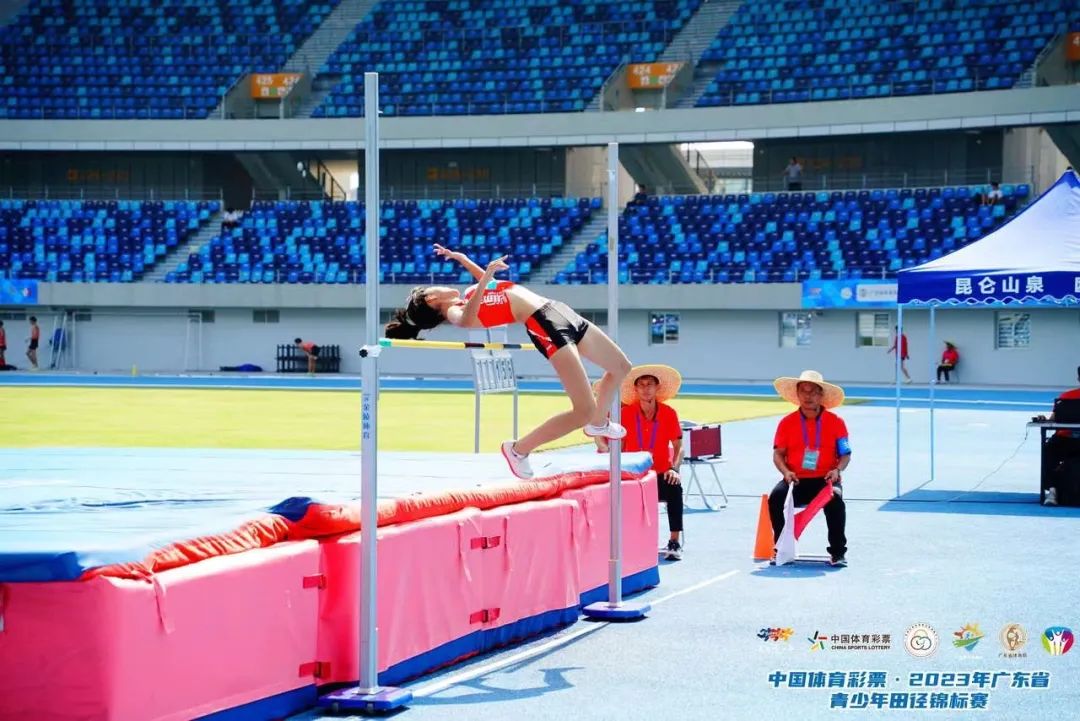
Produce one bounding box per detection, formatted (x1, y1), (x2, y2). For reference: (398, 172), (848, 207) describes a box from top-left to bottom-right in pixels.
(0, 86), (1077, 152)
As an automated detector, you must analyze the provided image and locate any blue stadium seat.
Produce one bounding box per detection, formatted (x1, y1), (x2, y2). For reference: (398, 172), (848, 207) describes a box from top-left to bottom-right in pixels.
(550, 184), (1029, 285)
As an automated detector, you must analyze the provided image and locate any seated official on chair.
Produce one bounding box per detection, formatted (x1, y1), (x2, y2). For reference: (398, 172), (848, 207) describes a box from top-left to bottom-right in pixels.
(769, 370), (852, 567)
(596, 364), (685, 561)
(1033, 365), (1080, 506)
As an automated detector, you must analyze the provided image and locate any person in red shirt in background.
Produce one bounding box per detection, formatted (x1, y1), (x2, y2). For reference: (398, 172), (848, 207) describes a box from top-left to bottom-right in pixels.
(385, 244), (631, 480)
(888, 325), (911, 383)
(0, 320), (7, 367)
(1034, 365), (1080, 506)
(294, 337), (320, 374)
(770, 370), (852, 566)
(596, 365), (685, 560)
(936, 341), (960, 383)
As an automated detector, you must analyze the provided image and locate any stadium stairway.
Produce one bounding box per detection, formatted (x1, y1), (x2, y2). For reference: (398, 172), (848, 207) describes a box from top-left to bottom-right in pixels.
(531, 209), (610, 283)
(659, 0), (743, 67)
(0, 0), (31, 26)
(146, 209), (225, 282)
(587, 0), (741, 111)
(208, 0), (378, 119)
(284, 0), (378, 75)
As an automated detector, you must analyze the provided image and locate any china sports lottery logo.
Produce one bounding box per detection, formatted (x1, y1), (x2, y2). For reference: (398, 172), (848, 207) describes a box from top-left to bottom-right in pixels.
(1042, 627), (1074, 656)
(904, 624), (939, 658)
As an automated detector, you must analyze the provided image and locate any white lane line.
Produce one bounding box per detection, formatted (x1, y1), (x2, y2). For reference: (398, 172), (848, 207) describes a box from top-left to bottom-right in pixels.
(409, 623), (608, 698)
(408, 568), (740, 698)
(649, 569), (740, 606)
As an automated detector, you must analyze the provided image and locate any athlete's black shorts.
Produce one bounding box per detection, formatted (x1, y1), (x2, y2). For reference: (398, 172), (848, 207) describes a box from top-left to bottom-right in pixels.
(28, 340), (38, 351)
(525, 301), (590, 359)
(308, 344), (320, 357)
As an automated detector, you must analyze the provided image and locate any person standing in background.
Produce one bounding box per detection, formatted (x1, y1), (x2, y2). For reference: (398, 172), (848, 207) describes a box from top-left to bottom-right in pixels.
(0, 320), (7, 367)
(782, 157), (803, 191)
(26, 316), (39, 370)
(888, 325), (911, 383)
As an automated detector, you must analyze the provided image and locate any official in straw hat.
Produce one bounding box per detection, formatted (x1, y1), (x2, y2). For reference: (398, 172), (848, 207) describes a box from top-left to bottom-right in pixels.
(769, 370), (852, 566)
(595, 364), (686, 560)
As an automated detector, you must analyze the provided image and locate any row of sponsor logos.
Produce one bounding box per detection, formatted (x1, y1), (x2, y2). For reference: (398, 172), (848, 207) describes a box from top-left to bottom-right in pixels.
(757, 624), (1074, 657)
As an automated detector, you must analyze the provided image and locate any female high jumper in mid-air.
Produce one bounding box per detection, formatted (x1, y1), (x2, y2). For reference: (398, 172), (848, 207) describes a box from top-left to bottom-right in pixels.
(385, 243), (631, 479)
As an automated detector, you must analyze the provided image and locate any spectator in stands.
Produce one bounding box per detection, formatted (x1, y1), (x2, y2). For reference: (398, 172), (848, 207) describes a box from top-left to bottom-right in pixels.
(385, 243), (631, 480)
(981, 182), (1003, 206)
(1034, 365), (1080, 506)
(294, 337), (320, 374)
(936, 341), (960, 383)
(0, 320), (6, 367)
(887, 325), (911, 383)
(782, 157), (803, 191)
(26, 316), (39, 370)
(769, 370), (851, 566)
(595, 365), (685, 561)
(223, 208), (245, 232)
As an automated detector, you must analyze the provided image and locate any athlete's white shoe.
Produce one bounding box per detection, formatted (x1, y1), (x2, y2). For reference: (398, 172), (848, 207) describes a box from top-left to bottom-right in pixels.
(583, 421), (627, 440)
(501, 440), (534, 480)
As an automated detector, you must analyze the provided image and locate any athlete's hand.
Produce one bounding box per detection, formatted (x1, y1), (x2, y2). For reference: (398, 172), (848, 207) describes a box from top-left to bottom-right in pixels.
(433, 243), (461, 261)
(483, 255), (509, 276)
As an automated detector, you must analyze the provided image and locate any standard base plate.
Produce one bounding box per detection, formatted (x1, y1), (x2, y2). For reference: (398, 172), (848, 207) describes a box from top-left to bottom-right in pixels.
(582, 599), (651, 620)
(318, 685), (413, 714)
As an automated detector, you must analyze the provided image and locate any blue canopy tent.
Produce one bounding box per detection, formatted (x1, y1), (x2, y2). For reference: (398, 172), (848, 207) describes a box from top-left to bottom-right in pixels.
(893, 170), (1080, 496)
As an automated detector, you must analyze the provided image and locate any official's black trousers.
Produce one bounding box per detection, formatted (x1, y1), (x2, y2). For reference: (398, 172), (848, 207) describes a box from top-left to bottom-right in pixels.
(768, 477), (847, 557)
(658, 476), (683, 533)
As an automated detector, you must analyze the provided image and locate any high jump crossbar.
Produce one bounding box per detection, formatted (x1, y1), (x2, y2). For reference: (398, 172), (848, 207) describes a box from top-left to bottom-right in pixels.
(360, 338), (533, 356)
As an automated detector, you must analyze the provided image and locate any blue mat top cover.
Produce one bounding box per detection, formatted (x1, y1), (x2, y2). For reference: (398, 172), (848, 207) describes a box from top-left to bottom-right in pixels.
(0, 448), (653, 582)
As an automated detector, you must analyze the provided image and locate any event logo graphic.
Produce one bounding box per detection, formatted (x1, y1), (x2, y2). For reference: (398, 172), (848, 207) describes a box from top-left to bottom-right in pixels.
(808, 631), (829, 651)
(904, 624), (939, 658)
(758, 627), (794, 642)
(1041, 627), (1074, 656)
(1000, 623), (1028, 658)
(952, 623), (985, 652)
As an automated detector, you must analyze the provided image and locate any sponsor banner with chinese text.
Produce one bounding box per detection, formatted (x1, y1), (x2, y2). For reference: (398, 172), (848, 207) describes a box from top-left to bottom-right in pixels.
(803, 279), (897, 308)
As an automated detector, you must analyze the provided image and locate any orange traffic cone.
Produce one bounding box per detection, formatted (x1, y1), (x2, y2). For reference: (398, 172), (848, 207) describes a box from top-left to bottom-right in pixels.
(753, 493), (775, 561)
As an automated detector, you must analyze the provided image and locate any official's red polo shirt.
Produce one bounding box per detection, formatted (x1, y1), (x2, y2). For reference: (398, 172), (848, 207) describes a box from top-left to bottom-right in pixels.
(620, 402), (682, 474)
(1056, 387), (1080, 437)
(773, 409), (851, 478)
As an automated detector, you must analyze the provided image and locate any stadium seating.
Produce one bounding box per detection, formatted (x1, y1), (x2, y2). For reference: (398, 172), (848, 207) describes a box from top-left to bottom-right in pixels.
(0, 199), (218, 282)
(697, 0), (1075, 107)
(165, 197), (599, 284)
(554, 185), (1031, 284)
(0, 0), (339, 119)
(314, 0), (700, 117)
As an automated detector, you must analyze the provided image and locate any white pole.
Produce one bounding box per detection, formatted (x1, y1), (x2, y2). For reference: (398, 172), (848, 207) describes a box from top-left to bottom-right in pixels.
(606, 141), (623, 607)
(359, 71), (381, 694)
(895, 305), (903, 499)
(928, 305), (936, 483)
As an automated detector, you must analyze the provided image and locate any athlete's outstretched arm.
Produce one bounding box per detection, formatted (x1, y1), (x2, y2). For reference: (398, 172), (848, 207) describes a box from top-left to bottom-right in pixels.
(434, 243), (485, 281)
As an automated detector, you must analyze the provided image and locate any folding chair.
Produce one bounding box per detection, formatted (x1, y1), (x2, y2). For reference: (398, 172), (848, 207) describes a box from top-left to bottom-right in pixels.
(680, 422), (728, 510)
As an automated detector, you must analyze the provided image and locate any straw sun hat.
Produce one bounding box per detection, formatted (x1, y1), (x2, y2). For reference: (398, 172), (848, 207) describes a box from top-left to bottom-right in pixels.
(773, 369), (845, 409)
(619, 364), (682, 405)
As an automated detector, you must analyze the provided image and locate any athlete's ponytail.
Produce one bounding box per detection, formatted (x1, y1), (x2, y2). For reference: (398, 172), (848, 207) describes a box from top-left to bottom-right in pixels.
(383, 287), (445, 339)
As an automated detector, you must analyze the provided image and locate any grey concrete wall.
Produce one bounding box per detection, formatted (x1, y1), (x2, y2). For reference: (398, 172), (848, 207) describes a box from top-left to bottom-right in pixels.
(2, 86), (1077, 151)
(15, 300), (1078, 388)
(30, 281), (802, 312)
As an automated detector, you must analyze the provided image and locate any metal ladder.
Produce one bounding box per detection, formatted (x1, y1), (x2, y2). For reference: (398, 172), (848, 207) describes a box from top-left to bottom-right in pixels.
(48, 310), (74, 370)
(470, 326), (519, 453)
